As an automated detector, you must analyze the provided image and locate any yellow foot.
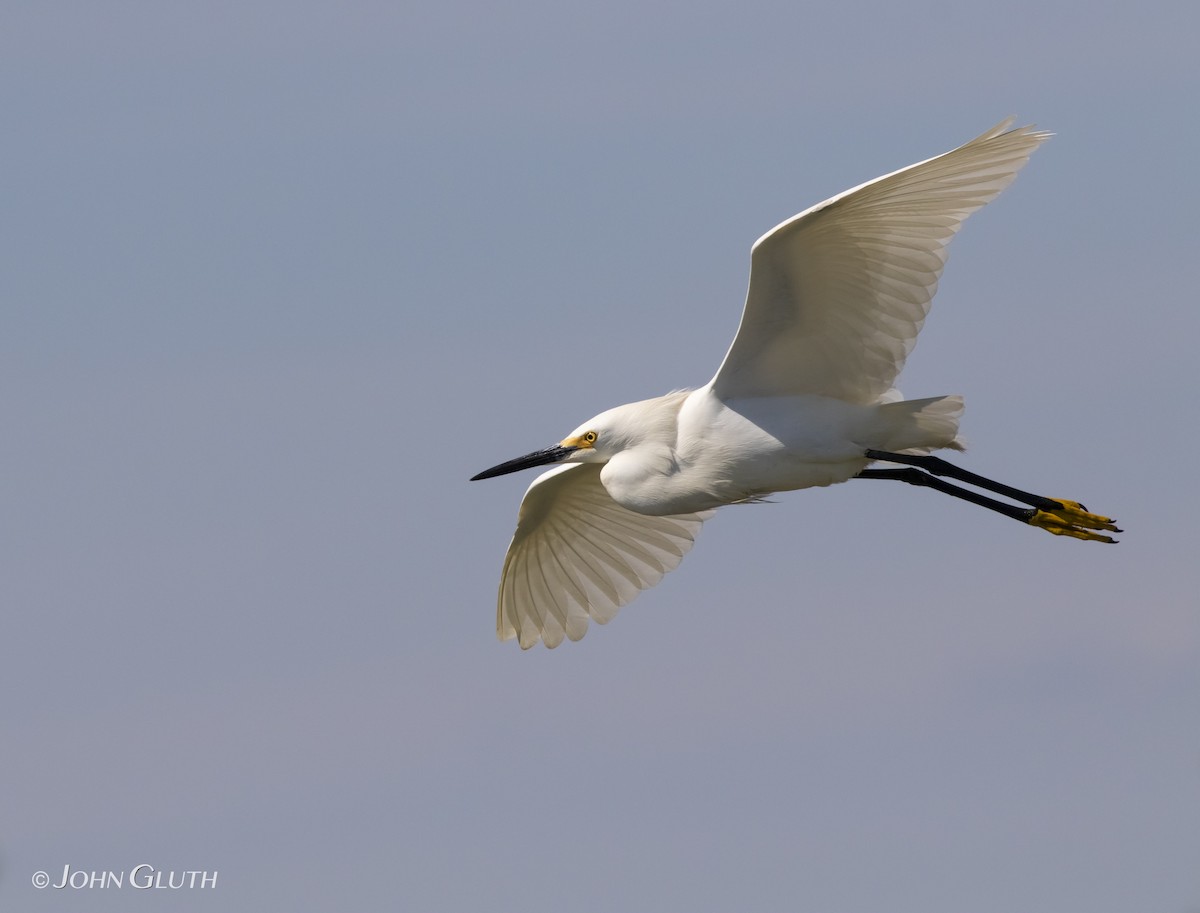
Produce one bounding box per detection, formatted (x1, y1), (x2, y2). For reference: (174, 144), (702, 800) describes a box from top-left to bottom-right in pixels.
(1029, 499), (1121, 543)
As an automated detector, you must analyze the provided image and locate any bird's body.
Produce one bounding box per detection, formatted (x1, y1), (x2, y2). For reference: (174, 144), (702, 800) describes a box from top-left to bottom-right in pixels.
(577, 388), (963, 516)
(472, 119), (1120, 649)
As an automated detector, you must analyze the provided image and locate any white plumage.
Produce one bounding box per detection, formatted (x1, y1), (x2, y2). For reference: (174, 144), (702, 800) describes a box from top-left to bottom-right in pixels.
(497, 464), (713, 649)
(473, 118), (1118, 649)
(715, 118), (1045, 402)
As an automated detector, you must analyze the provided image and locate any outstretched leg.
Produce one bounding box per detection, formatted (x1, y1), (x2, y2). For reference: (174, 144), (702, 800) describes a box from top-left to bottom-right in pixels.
(860, 451), (1120, 543)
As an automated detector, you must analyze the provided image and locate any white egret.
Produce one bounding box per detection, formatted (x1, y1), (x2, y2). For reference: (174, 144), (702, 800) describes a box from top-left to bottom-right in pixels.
(472, 119), (1119, 649)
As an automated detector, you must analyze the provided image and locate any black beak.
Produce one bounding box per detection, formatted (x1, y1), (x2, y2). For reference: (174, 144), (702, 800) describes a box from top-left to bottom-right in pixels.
(470, 444), (577, 481)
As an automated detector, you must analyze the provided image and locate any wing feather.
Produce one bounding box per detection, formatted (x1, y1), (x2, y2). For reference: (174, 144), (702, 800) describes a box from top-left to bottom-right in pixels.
(495, 464), (711, 649)
(711, 119), (1050, 403)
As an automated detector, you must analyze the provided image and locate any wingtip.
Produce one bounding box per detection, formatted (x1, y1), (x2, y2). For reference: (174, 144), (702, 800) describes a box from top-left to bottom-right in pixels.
(983, 117), (1053, 144)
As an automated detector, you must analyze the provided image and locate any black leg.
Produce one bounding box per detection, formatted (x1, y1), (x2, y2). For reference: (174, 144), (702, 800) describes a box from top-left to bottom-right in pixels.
(864, 450), (1064, 511)
(857, 468), (1035, 523)
(857, 453), (1121, 543)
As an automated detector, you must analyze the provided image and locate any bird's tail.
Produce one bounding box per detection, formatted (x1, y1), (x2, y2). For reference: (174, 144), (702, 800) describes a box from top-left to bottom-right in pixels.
(871, 395), (965, 454)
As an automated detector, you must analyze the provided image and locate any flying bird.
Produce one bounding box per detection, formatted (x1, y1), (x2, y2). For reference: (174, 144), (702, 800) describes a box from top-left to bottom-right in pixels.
(471, 119), (1119, 649)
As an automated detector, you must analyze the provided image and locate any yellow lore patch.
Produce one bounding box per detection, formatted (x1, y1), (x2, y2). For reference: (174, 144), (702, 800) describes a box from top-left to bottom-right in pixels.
(561, 431), (597, 450)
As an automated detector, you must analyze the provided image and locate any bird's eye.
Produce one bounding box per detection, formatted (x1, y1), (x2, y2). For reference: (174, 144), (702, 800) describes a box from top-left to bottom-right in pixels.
(583, 431), (597, 444)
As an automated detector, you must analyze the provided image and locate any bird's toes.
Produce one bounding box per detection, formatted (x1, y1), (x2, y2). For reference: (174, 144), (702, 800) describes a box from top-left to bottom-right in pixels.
(1029, 500), (1121, 543)
(1045, 499), (1121, 532)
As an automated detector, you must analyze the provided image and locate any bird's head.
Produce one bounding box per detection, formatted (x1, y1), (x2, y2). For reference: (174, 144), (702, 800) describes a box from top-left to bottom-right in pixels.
(469, 418), (610, 482)
(469, 396), (682, 481)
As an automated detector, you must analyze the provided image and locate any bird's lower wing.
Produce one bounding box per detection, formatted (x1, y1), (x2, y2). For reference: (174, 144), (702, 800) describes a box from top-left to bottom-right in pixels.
(711, 118), (1050, 403)
(496, 464), (713, 649)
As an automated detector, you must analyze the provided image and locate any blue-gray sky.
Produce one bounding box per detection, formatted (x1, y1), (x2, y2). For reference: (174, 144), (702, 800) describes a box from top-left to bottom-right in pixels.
(5, 2), (1198, 911)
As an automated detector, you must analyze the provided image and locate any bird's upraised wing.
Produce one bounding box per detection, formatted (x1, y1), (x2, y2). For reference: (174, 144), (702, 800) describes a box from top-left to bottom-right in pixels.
(496, 464), (713, 649)
(711, 119), (1050, 404)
